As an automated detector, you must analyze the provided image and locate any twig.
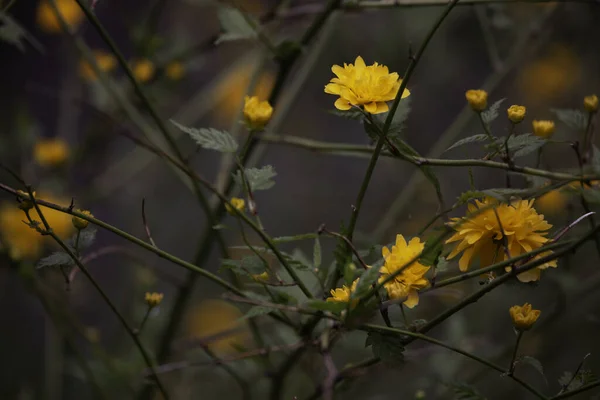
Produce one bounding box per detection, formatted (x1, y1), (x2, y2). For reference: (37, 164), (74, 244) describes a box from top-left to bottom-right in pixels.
(141, 198), (157, 248)
(318, 226), (369, 270)
(507, 331), (523, 376)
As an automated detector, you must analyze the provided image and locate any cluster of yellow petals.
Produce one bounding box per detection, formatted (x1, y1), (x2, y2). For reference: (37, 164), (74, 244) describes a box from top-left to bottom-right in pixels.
(225, 197), (246, 215)
(0, 194), (74, 260)
(584, 94), (599, 113)
(325, 56), (410, 115)
(509, 303), (541, 331)
(379, 235), (430, 308)
(243, 96), (273, 130)
(532, 120), (555, 138)
(79, 50), (117, 81)
(507, 105), (527, 124)
(34, 138), (70, 167)
(465, 89), (488, 112)
(36, 0), (84, 34)
(144, 292), (164, 307)
(326, 279), (359, 306)
(446, 197), (556, 282)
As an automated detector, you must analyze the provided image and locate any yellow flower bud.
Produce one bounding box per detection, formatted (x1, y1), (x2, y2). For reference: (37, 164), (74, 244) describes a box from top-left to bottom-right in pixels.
(144, 292), (164, 307)
(165, 61), (185, 81)
(465, 89), (488, 112)
(131, 59), (155, 83)
(225, 197), (245, 215)
(252, 271), (269, 282)
(79, 50), (117, 81)
(507, 105), (526, 124)
(36, 0), (84, 34)
(17, 190), (36, 211)
(34, 138), (70, 167)
(72, 210), (92, 230)
(509, 303), (540, 331)
(243, 96), (273, 130)
(584, 94), (599, 113)
(532, 120), (555, 138)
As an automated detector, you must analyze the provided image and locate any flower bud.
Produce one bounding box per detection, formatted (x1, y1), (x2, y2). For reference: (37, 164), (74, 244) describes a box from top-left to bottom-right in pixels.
(584, 94), (599, 113)
(509, 302), (540, 331)
(532, 120), (555, 138)
(507, 105), (526, 124)
(17, 190), (35, 211)
(243, 96), (273, 130)
(145, 292), (164, 307)
(465, 89), (488, 112)
(72, 210), (92, 230)
(225, 197), (245, 215)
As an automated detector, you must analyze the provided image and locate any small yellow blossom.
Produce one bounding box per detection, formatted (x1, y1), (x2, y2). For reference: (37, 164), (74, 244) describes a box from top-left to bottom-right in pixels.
(187, 300), (250, 356)
(131, 59), (155, 83)
(509, 303), (541, 331)
(532, 120), (555, 138)
(165, 61), (185, 81)
(446, 197), (557, 282)
(324, 56), (410, 114)
(225, 197), (245, 215)
(34, 138), (70, 167)
(17, 190), (35, 212)
(252, 271), (269, 282)
(72, 210), (92, 230)
(535, 190), (567, 215)
(79, 50), (117, 81)
(144, 292), (164, 307)
(584, 94), (599, 113)
(465, 89), (488, 112)
(326, 279), (359, 306)
(243, 96), (273, 130)
(36, 0), (84, 33)
(379, 235), (430, 308)
(507, 105), (527, 123)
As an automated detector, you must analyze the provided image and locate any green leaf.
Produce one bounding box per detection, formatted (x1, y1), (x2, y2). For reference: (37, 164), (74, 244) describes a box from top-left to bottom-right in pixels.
(313, 237), (322, 269)
(365, 331), (405, 366)
(306, 300), (347, 313)
(238, 306), (274, 320)
(352, 265), (381, 300)
(234, 165), (277, 191)
(377, 97), (412, 137)
(481, 98), (506, 125)
(272, 233), (317, 243)
(481, 187), (541, 201)
(67, 228), (97, 251)
(518, 356), (547, 384)
(505, 134), (546, 158)
(37, 252), (75, 269)
(328, 109), (365, 121)
(220, 256), (266, 275)
(171, 120), (238, 152)
(215, 6), (257, 44)
(270, 289), (299, 305)
(551, 108), (588, 131)
(436, 256), (450, 272)
(0, 12), (42, 52)
(420, 232), (445, 267)
(456, 190), (485, 205)
(445, 134), (491, 153)
(446, 382), (487, 399)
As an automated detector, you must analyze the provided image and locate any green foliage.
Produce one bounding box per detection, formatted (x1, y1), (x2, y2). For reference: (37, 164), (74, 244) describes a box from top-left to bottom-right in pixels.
(481, 98), (506, 125)
(365, 331), (405, 366)
(558, 369), (597, 391)
(67, 228), (97, 251)
(171, 121), (238, 152)
(328, 109), (365, 121)
(306, 300), (347, 313)
(505, 134), (546, 158)
(377, 97), (412, 137)
(518, 356), (547, 384)
(445, 134), (490, 153)
(551, 108), (588, 131)
(220, 255), (266, 276)
(313, 237), (322, 269)
(36, 251), (75, 269)
(352, 264), (382, 300)
(37, 228), (97, 269)
(215, 6), (258, 44)
(446, 382), (487, 399)
(420, 231), (445, 267)
(0, 12), (42, 52)
(234, 165), (277, 191)
(238, 306), (275, 320)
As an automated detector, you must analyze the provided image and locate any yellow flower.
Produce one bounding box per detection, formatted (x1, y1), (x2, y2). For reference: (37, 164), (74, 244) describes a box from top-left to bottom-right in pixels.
(36, 0), (84, 33)
(252, 271), (269, 282)
(535, 190), (567, 215)
(507, 105), (526, 123)
(327, 279), (359, 306)
(144, 292), (164, 307)
(17, 190), (35, 211)
(446, 197), (556, 282)
(379, 235), (430, 308)
(131, 59), (155, 83)
(72, 210), (92, 230)
(532, 120), (555, 138)
(79, 50), (117, 81)
(33, 138), (70, 167)
(509, 303), (541, 331)
(186, 300), (250, 356)
(225, 197), (245, 215)
(165, 61), (185, 81)
(243, 96), (273, 130)
(465, 89), (488, 112)
(584, 94), (599, 113)
(0, 194), (74, 260)
(324, 56), (410, 114)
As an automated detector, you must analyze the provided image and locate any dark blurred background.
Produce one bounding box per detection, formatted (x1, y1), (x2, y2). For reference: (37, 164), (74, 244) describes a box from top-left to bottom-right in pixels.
(1, 0), (600, 399)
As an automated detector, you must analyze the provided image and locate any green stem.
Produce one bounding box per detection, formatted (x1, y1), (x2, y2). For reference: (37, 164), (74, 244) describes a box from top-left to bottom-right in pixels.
(549, 380), (600, 400)
(508, 331), (523, 376)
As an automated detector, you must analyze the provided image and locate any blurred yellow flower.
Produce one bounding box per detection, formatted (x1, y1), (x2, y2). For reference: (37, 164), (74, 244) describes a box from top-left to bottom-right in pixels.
(165, 61), (185, 81)
(243, 96), (273, 130)
(252, 271), (269, 282)
(324, 56), (410, 114)
(446, 197), (556, 282)
(535, 190), (567, 215)
(36, 0), (84, 33)
(226, 197), (245, 215)
(144, 292), (164, 307)
(327, 279), (359, 306)
(79, 50), (117, 81)
(532, 120), (555, 138)
(131, 59), (155, 83)
(584, 94), (599, 113)
(187, 300), (250, 355)
(34, 138), (70, 167)
(507, 105), (526, 124)
(379, 234), (430, 308)
(0, 194), (74, 260)
(465, 89), (488, 112)
(509, 303), (540, 331)
(72, 210), (92, 230)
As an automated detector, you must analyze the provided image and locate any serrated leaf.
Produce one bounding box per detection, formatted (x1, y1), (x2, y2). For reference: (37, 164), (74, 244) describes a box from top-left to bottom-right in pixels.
(306, 300), (347, 313)
(328, 109), (365, 120)
(505, 134), (546, 158)
(171, 120), (238, 152)
(215, 6), (257, 44)
(67, 228), (97, 251)
(519, 356), (547, 384)
(481, 187), (540, 201)
(365, 331), (404, 366)
(420, 232), (445, 267)
(234, 165), (276, 191)
(456, 190), (485, 205)
(313, 237), (322, 269)
(37, 252), (75, 269)
(551, 108), (588, 131)
(270, 289), (299, 305)
(446, 382), (487, 399)
(238, 306), (274, 320)
(376, 96), (412, 138)
(481, 98), (506, 125)
(352, 265), (381, 300)
(220, 255), (266, 275)
(445, 134), (491, 153)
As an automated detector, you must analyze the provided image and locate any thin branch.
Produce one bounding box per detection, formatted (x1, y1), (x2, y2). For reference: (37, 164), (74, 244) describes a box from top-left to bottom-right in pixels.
(141, 198), (157, 248)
